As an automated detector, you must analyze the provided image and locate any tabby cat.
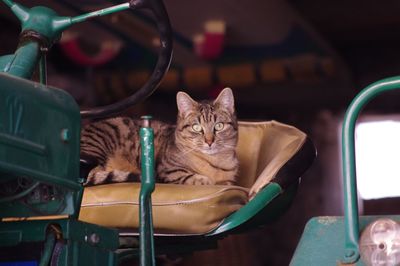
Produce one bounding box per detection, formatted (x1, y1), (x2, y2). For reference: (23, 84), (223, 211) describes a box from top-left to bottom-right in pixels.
(80, 87), (239, 186)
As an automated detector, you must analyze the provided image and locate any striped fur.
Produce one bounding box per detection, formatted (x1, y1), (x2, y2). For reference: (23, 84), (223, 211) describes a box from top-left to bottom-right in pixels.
(81, 88), (238, 186)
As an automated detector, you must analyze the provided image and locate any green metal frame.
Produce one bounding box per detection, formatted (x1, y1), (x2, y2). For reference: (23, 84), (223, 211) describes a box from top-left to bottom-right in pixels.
(291, 76), (400, 265)
(209, 182), (282, 235)
(341, 77), (400, 264)
(291, 215), (400, 266)
(0, 72), (82, 218)
(139, 116), (156, 266)
(0, 219), (120, 265)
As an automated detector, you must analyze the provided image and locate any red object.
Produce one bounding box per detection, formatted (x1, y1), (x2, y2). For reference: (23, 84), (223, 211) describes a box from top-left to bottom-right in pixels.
(60, 33), (121, 67)
(194, 20), (225, 60)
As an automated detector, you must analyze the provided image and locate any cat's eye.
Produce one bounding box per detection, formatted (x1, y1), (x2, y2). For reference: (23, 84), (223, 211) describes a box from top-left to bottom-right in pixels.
(192, 124), (202, 132)
(214, 122), (224, 131)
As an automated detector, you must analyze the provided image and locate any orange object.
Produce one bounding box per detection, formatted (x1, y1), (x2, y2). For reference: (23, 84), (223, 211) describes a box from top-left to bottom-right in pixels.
(217, 64), (256, 87)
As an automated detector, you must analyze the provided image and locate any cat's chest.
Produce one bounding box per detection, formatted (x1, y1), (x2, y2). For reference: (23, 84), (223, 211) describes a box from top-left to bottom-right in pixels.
(190, 154), (237, 182)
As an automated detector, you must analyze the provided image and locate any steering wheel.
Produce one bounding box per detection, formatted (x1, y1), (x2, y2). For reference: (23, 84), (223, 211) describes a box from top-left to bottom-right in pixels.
(2, 0), (173, 119)
(81, 0), (173, 119)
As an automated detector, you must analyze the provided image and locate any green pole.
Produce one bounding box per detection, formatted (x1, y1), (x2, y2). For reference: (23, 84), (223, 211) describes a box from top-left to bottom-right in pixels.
(341, 76), (400, 264)
(2, 0), (14, 8)
(139, 116), (156, 266)
(69, 3), (130, 25)
(2, 1), (30, 23)
(4, 42), (40, 79)
(39, 231), (56, 266)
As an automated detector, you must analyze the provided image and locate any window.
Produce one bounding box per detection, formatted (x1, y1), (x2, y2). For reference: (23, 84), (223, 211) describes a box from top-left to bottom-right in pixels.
(356, 117), (400, 200)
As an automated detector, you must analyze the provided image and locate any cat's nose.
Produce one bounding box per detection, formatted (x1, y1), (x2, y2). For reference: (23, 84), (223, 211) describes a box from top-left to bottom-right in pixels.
(205, 136), (214, 147)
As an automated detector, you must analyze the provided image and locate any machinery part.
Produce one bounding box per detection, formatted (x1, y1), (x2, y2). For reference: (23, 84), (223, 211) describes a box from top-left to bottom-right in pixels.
(359, 218), (400, 266)
(39, 230), (57, 266)
(139, 115), (156, 266)
(0, 179), (39, 204)
(1, 0), (173, 119)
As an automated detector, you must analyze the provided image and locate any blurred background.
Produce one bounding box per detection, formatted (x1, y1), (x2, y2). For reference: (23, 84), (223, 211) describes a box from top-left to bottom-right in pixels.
(2, 0), (400, 265)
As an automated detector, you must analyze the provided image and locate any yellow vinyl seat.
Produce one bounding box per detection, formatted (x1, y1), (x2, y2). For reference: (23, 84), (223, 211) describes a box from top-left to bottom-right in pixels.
(79, 121), (316, 235)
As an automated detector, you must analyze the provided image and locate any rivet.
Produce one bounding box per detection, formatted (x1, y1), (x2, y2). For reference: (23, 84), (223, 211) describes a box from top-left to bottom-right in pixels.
(60, 129), (69, 142)
(88, 233), (100, 244)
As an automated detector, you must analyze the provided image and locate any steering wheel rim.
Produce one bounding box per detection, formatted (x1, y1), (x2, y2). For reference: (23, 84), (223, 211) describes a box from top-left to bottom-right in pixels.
(80, 0), (173, 119)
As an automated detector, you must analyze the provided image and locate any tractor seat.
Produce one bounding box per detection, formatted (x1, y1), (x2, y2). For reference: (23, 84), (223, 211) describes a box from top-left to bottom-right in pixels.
(78, 120), (316, 235)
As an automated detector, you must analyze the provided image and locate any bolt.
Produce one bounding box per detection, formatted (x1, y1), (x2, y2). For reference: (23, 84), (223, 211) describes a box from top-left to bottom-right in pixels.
(87, 233), (100, 245)
(141, 115), (152, 128)
(60, 129), (69, 142)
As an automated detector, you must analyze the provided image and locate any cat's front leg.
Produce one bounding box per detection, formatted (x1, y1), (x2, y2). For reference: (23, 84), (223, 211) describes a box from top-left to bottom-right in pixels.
(184, 174), (214, 185)
(85, 167), (140, 186)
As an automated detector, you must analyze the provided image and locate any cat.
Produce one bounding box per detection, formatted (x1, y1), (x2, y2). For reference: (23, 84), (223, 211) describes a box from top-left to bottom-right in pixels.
(80, 87), (239, 186)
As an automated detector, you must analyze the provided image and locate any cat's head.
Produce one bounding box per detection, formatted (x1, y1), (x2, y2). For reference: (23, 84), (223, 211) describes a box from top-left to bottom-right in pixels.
(175, 88), (238, 155)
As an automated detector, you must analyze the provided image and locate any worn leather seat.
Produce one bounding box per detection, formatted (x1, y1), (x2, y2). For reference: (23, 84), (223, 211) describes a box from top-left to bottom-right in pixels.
(79, 121), (315, 235)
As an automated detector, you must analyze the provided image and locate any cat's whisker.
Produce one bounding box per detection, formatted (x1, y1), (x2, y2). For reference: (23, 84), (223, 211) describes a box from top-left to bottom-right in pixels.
(221, 144), (237, 148)
(216, 144), (238, 151)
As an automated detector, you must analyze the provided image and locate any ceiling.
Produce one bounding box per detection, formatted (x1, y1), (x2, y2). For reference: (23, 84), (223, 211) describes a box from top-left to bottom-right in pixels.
(1, 0), (399, 111)
(290, 0), (400, 85)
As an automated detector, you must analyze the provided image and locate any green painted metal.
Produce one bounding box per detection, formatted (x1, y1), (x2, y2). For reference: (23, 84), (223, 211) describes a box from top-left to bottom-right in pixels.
(291, 216), (350, 266)
(2, 0), (14, 7)
(139, 116), (156, 266)
(291, 215), (400, 265)
(39, 232), (56, 266)
(209, 182), (282, 236)
(19, 6), (67, 41)
(70, 3), (130, 24)
(0, 219), (119, 265)
(341, 76), (400, 264)
(3, 42), (40, 79)
(4, 1), (129, 42)
(0, 72), (81, 217)
(0, 73), (81, 188)
(39, 55), (47, 85)
(0, 0), (133, 80)
(0, 55), (14, 72)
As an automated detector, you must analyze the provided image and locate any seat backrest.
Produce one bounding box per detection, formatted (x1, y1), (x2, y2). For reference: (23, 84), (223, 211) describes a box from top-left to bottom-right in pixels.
(236, 121), (309, 195)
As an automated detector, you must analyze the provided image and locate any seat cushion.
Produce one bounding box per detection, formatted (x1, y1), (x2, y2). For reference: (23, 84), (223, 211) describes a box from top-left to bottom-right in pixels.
(79, 183), (248, 235)
(79, 120), (311, 235)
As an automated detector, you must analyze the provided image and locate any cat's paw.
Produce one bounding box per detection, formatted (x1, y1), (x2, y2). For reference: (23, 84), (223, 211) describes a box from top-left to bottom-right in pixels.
(216, 180), (237, 186)
(185, 174), (214, 185)
(85, 169), (139, 186)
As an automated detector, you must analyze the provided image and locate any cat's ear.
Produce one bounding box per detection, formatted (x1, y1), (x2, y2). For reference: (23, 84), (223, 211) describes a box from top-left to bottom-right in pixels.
(177, 91), (197, 116)
(214, 87), (235, 113)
